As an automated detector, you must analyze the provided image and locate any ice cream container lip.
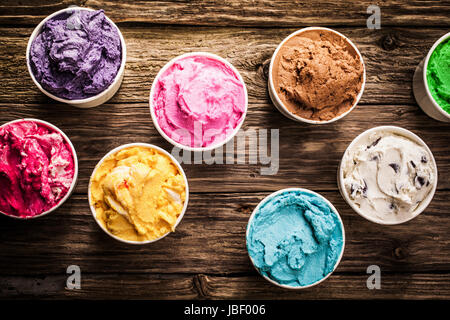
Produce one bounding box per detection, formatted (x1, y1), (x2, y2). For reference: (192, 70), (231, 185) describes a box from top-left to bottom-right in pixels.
(88, 142), (190, 245)
(0, 118), (79, 220)
(149, 51), (248, 152)
(338, 125), (438, 225)
(422, 32), (450, 121)
(26, 6), (127, 108)
(245, 187), (346, 290)
(268, 26), (366, 124)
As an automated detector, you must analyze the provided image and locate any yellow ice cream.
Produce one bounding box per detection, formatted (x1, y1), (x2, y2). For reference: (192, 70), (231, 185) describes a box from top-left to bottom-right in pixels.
(90, 146), (187, 242)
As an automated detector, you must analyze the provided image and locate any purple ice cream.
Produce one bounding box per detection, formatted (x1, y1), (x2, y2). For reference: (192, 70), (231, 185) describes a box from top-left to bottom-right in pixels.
(30, 9), (122, 100)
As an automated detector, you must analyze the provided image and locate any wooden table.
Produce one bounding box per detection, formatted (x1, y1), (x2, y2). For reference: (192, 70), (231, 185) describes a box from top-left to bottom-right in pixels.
(0, 0), (449, 300)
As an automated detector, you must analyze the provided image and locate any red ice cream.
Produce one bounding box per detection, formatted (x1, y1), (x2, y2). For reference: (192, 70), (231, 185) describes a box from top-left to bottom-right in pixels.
(0, 120), (75, 218)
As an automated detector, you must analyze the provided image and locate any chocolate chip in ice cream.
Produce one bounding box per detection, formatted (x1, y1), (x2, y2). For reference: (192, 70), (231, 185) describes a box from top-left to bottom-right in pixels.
(367, 137), (381, 150)
(349, 180), (368, 197)
(415, 175), (426, 188)
(389, 163), (400, 173)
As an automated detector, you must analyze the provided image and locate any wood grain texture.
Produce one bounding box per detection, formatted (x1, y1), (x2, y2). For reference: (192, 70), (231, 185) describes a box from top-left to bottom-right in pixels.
(0, 274), (198, 299)
(1, 0), (449, 300)
(0, 192), (449, 277)
(1, 103), (449, 194)
(1, 27), (450, 105)
(1, 1), (449, 27)
(1, 273), (449, 299)
(199, 273), (450, 300)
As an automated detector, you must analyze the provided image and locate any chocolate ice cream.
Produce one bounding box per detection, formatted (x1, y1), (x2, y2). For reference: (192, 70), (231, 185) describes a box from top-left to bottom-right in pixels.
(272, 29), (364, 121)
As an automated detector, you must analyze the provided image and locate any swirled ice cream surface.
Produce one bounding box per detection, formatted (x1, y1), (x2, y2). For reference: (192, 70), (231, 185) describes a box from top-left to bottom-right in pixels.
(153, 55), (246, 148)
(246, 190), (344, 287)
(342, 130), (436, 223)
(90, 146), (186, 242)
(0, 121), (75, 217)
(30, 9), (122, 100)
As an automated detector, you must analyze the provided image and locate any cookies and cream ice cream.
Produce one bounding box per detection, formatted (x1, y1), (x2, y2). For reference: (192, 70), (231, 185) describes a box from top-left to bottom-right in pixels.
(90, 145), (187, 242)
(427, 37), (450, 114)
(30, 9), (122, 100)
(342, 129), (436, 223)
(152, 55), (246, 148)
(0, 120), (75, 218)
(247, 189), (344, 287)
(272, 28), (364, 121)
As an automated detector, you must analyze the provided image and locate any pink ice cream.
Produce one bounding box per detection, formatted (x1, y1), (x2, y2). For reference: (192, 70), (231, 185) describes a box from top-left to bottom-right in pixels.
(153, 55), (246, 148)
(0, 120), (75, 218)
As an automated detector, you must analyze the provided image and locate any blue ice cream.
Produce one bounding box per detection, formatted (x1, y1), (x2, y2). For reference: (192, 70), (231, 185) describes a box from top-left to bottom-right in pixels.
(246, 190), (344, 287)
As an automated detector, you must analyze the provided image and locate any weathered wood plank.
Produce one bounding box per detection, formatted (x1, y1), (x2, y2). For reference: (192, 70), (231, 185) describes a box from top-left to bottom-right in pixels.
(0, 27), (448, 105)
(0, 2), (449, 300)
(0, 274), (198, 299)
(0, 192), (449, 276)
(0, 0), (83, 26)
(201, 273), (450, 299)
(1, 1), (449, 27)
(1, 273), (450, 299)
(1, 103), (449, 193)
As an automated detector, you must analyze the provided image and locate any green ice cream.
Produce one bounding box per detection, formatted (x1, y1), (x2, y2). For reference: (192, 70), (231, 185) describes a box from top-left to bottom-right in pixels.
(426, 37), (450, 114)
